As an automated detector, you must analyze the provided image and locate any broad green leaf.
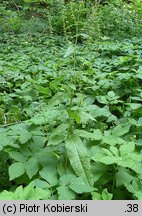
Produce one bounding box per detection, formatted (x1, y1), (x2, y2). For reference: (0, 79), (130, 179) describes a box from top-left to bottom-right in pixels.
(9, 162), (25, 180)
(111, 123), (130, 137)
(0, 133), (18, 149)
(79, 111), (96, 123)
(32, 136), (45, 148)
(0, 134), (7, 150)
(9, 151), (27, 162)
(59, 173), (76, 186)
(90, 146), (105, 158)
(102, 148), (114, 157)
(39, 165), (58, 186)
(102, 188), (113, 200)
(0, 185), (50, 200)
(91, 146), (117, 165)
(119, 142), (135, 156)
(97, 156), (117, 165)
(107, 91), (115, 98)
(19, 130), (32, 144)
(38, 86), (52, 96)
(127, 103), (142, 110)
(57, 164), (66, 176)
(116, 168), (134, 187)
(137, 117), (142, 126)
(74, 129), (102, 140)
(136, 139), (142, 146)
(102, 134), (126, 145)
(92, 163), (108, 182)
(109, 146), (119, 157)
(25, 157), (39, 179)
(66, 134), (93, 186)
(21, 184), (50, 200)
(30, 136), (46, 152)
(57, 186), (75, 200)
(51, 123), (68, 136)
(126, 179), (142, 200)
(19, 146), (31, 157)
(91, 192), (101, 200)
(69, 177), (94, 193)
(48, 134), (65, 146)
(31, 115), (46, 125)
(35, 147), (57, 166)
(117, 152), (142, 175)
(88, 105), (111, 118)
(96, 96), (108, 104)
(0, 190), (14, 200)
(31, 110), (60, 125)
(32, 179), (50, 189)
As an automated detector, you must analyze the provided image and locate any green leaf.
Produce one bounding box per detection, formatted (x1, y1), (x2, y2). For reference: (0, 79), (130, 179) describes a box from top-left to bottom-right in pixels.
(111, 123), (130, 137)
(38, 86), (52, 96)
(91, 146), (117, 165)
(68, 110), (81, 124)
(25, 157), (39, 179)
(69, 177), (94, 193)
(127, 103), (141, 110)
(0, 185), (50, 200)
(96, 96), (108, 104)
(51, 124), (68, 136)
(66, 134), (93, 186)
(88, 105), (111, 118)
(39, 165), (58, 186)
(19, 130), (32, 144)
(92, 163), (108, 183)
(91, 191), (101, 200)
(126, 179), (142, 200)
(119, 142), (135, 156)
(102, 188), (113, 200)
(21, 184), (50, 200)
(0, 133), (17, 149)
(98, 156), (117, 165)
(75, 129), (102, 140)
(9, 162), (25, 180)
(48, 134), (65, 146)
(0, 133), (8, 150)
(31, 110), (60, 125)
(79, 111), (96, 123)
(57, 186), (75, 200)
(59, 173), (76, 186)
(137, 117), (142, 126)
(35, 147), (57, 167)
(64, 45), (75, 58)
(0, 190), (14, 200)
(9, 151), (27, 162)
(107, 91), (115, 98)
(30, 135), (46, 152)
(109, 146), (119, 157)
(116, 168), (134, 187)
(102, 134), (125, 145)
(32, 179), (50, 189)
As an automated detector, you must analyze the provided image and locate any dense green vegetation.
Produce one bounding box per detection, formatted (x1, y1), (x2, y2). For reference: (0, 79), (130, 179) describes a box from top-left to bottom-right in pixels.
(0, 0), (142, 200)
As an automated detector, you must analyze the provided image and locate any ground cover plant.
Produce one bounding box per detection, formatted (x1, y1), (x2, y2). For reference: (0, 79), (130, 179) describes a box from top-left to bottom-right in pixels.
(0, 0), (142, 200)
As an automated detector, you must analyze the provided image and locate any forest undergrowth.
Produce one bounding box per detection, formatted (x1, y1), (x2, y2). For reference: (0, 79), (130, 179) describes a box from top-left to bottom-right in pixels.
(0, 0), (142, 200)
